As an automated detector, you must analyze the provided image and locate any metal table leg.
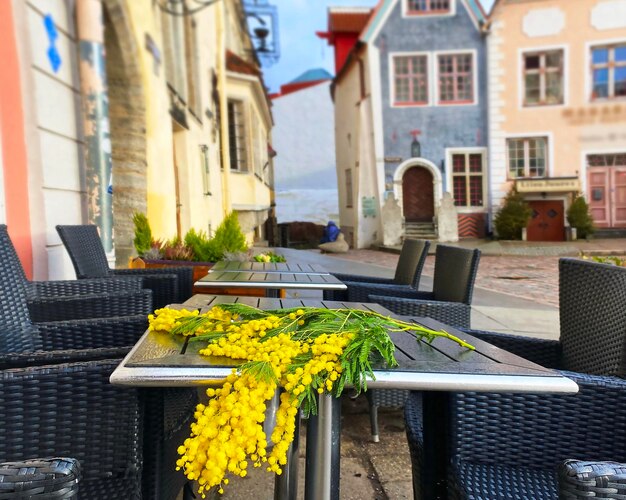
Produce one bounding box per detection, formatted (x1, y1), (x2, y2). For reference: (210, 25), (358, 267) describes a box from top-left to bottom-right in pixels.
(304, 394), (341, 500)
(422, 391), (450, 499)
(274, 414), (300, 500)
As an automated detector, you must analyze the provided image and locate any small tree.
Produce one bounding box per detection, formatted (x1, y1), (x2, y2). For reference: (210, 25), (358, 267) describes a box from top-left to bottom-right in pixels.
(567, 193), (595, 239)
(132, 212), (153, 256)
(494, 189), (532, 240)
(211, 212), (248, 257)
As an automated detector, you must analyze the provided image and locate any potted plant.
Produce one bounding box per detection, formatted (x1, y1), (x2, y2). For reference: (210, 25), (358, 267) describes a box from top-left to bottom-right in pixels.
(130, 212), (284, 296)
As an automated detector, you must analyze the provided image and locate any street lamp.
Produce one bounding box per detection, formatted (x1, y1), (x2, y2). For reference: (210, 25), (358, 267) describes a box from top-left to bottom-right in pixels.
(410, 130), (421, 158)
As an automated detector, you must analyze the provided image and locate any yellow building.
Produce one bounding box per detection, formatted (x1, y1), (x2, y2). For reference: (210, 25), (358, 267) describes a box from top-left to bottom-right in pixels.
(487, 0), (626, 240)
(2, 0), (273, 279)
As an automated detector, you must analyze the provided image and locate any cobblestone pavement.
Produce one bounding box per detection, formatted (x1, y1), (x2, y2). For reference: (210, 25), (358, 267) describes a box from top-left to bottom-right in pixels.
(323, 249), (563, 307)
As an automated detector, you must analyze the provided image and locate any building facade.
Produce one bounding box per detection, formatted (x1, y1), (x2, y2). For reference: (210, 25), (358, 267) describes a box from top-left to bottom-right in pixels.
(330, 0), (488, 248)
(487, 0), (626, 240)
(0, 0), (273, 279)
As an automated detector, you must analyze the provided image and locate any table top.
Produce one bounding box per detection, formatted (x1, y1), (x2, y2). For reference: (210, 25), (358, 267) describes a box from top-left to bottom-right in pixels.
(195, 270), (347, 290)
(111, 295), (578, 394)
(210, 261), (330, 274)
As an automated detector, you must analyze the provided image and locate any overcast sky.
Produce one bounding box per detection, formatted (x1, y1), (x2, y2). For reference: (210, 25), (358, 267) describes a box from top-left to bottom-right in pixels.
(262, 0), (496, 93)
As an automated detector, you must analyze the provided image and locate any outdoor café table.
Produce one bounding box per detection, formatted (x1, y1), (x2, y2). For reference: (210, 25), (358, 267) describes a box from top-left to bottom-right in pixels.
(195, 267), (346, 298)
(209, 261), (330, 274)
(110, 295), (578, 500)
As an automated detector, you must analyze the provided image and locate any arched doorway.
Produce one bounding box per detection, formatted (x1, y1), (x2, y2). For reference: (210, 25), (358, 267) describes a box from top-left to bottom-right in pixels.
(103, 1), (147, 267)
(402, 167), (435, 222)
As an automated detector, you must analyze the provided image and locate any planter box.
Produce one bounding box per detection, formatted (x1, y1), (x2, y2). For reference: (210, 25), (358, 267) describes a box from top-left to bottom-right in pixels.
(129, 258), (285, 297)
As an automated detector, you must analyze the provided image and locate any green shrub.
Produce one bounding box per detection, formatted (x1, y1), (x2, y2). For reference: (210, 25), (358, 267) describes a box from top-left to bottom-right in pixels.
(184, 228), (218, 262)
(210, 212), (248, 260)
(567, 194), (595, 239)
(494, 189), (532, 240)
(132, 212), (153, 256)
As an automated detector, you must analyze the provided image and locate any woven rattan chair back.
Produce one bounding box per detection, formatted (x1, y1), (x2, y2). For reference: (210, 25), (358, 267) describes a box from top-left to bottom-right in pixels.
(432, 245), (481, 304)
(559, 258), (626, 377)
(393, 239), (430, 287)
(56, 225), (111, 279)
(0, 225), (41, 353)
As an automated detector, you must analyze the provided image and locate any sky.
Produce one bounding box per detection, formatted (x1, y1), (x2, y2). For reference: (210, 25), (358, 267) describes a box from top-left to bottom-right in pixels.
(261, 0), (496, 94)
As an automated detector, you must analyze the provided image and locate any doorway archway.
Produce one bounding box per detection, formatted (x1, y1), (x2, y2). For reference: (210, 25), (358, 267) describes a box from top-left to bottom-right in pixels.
(393, 158), (443, 222)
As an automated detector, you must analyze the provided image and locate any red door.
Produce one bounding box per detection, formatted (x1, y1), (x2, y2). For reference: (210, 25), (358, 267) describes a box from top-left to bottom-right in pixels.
(402, 167), (434, 222)
(587, 166), (626, 228)
(527, 200), (565, 241)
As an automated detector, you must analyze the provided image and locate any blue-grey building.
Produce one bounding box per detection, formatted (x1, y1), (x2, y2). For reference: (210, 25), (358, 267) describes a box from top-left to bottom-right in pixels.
(358, 0), (489, 240)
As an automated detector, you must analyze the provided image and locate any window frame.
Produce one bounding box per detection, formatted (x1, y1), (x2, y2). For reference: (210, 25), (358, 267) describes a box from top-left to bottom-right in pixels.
(505, 136), (550, 180)
(589, 41), (626, 101)
(227, 99), (248, 172)
(445, 148), (487, 212)
(521, 48), (565, 107)
(402, 0), (455, 17)
(390, 52), (431, 107)
(345, 169), (354, 208)
(434, 50), (478, 106)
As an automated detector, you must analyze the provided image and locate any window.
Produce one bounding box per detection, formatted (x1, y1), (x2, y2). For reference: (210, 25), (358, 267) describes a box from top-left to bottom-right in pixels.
(161, 8), (187, 100)
(507, 138), (547, 178)
(591, 44), (626, 100)
(200, 145), (211, 195)
(406, 0), (450, 14)
(185, 18), (202, 118)
(393, 55), (428, 105)
(345, 169), (353, 208)
(451, 153), (484, 207)
(228, 100), (247, 171)
(523, 50), (564, 106)
(587, 153), (626, 167)
(438, 53), (474, 104)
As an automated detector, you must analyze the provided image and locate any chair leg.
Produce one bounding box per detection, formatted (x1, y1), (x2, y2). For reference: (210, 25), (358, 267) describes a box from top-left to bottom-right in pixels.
(369, 402), (380, 443)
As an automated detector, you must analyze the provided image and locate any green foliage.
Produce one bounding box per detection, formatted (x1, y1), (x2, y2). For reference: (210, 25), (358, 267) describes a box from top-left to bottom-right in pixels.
(567, 194), (595, 239)
(184, 228), (220, 262)
(254, 251), (286, 263)
(494, 189), (533, 240)
(210, 212), (248, 259)
(585, 255), (626, 266)
(132, 213), (153, 256)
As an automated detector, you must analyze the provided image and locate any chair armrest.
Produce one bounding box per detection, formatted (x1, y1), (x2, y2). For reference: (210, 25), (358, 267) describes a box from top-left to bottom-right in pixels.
(0, 458), (81, 498)
(111, 271), (178, 308)
(369, 295), (469, 328)
(113, 267), (194, 302)
(27, 277), (143, 299)
(458, 328), (562, 368)
(36, 315), (148, 351)
(559, 459), (626, 499)
(345, 283), (426, 302)
(330, 273), (395, 285)
(28, 290), (153, 322)
(0, 347), (131, 370)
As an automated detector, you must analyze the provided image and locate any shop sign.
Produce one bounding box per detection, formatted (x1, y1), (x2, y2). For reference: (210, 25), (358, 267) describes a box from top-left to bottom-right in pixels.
(516, 178), (580, 193)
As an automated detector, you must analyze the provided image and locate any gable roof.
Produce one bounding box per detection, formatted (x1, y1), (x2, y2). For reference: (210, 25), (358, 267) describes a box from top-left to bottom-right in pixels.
(289, 68), (333, 84)
(361, 0), (486, 43)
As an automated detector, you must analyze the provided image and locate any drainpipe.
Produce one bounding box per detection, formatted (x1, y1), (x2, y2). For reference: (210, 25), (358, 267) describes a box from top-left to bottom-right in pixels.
(76, 0), (113, 253)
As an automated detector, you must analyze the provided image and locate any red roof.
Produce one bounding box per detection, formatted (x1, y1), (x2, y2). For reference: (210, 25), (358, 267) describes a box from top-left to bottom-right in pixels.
(328, 10), (372, 33)
(226, 50), (260, 76)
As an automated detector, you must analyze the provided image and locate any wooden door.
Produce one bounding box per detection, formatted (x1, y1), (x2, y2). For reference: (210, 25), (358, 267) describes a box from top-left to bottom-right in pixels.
(402, 167), (434, 222)
(612, 168), (626, 226)
(587, 167), (610, 227)
(527, 200), (565, 241)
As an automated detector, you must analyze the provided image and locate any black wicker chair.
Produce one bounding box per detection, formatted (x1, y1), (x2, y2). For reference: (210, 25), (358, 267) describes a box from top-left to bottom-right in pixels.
(405, 258), (626, 500)
(56, 225), (194, 308)
(323, 239), (430, 301)
(367, 245), (481, 327)
(361, 246), (480, 442)
(0, 230), (195, 500)
(0, 225), (153, 323)
(0, 458), (81, 499)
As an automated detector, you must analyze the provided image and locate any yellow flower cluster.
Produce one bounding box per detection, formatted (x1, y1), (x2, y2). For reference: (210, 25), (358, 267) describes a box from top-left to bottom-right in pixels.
(149, 307), (354, 497)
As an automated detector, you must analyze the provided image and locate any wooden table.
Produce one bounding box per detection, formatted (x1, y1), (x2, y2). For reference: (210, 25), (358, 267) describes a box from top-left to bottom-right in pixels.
(111, 295), (578, 500)
(209, 261), (330, 274)
(195, 267), (346, 298)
